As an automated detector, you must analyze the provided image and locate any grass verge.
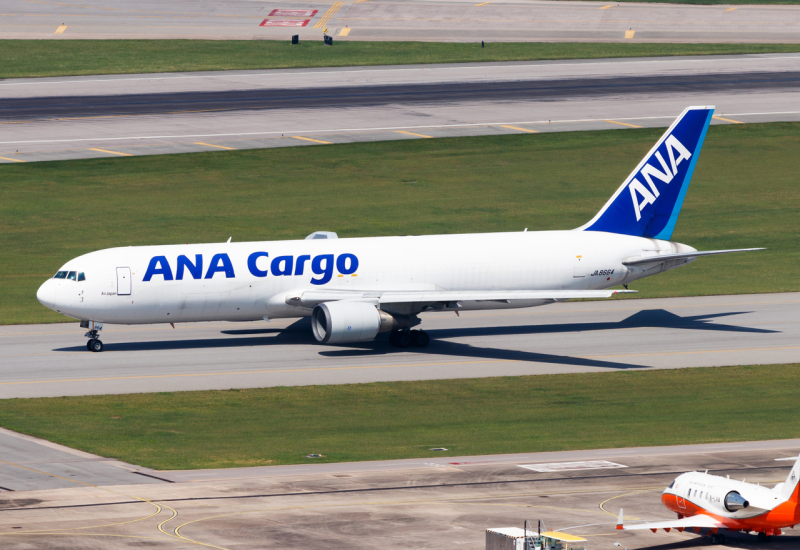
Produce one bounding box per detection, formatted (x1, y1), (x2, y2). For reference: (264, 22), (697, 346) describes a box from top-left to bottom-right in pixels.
(2, 41), (800, 78)
(0, 364), (798, 470)
(2, 121), (798, 325)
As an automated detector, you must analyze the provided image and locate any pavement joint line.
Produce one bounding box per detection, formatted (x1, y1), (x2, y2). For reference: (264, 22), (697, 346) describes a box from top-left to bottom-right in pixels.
(605, 119), (642, 128)
(713, 115), (744, 124)
(193, 141), (236, 150)
(5, 110), (800, 146)
(291, 136), (332, 144)
(2, 345), (799, 384)
(395, 130), (433, 138)
(4, 55), (799, 88)
(501, 125), (539, 133)
(87, 147), (133, 156)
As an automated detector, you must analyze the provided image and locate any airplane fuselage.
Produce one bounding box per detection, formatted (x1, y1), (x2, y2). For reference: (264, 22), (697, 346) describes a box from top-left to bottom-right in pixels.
(662, 472), (800, 533)
(37, 230), (694, 325)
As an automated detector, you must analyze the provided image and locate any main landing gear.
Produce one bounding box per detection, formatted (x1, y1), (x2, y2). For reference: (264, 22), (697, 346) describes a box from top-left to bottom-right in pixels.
(709, 533), (727, 544)
(389, 329), (430, 348)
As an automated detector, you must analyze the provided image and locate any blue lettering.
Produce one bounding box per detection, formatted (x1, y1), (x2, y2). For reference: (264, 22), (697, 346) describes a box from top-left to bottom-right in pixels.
(295, 254), (311, 275)
(205, 253), (235, 279)
(143, 256), (173, 282)
(336, 253), (358, 275)
(271, 255), (294, 276)
(176, 254), (203, 280)
(311, 254), (334, 285)
(247, 252), (269, 278)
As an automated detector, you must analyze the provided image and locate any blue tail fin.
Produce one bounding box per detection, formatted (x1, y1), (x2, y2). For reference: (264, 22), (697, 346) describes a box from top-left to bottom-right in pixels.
(578, 106), (714, 240)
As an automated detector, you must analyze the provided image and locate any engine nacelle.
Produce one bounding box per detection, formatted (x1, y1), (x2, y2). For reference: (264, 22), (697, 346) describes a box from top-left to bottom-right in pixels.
(312, 301), (380, 344)
(312, 301), (419, 344)
(724, 491), (750, 512)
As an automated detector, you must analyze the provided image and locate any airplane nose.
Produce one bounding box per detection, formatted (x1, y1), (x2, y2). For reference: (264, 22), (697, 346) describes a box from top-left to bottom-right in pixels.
(37, 279), (56, 310)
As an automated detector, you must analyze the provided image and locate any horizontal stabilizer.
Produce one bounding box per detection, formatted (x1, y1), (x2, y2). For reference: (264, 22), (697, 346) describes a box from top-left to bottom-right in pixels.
(287, 289), (636, 308)
(623, 248), (764, 267)
(621, 514), (724, 532)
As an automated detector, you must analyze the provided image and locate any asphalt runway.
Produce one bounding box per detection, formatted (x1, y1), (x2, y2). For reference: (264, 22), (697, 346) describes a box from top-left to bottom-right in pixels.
(2, 53), (800, 163)
(2, 292), (798, 399)
(2, 0), (799, 43)
(2, 435), (800, 549)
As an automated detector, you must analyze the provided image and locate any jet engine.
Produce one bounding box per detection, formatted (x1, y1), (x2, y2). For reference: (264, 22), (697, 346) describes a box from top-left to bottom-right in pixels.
(724, 491), (750, 512)
(311, 301), (414, 344)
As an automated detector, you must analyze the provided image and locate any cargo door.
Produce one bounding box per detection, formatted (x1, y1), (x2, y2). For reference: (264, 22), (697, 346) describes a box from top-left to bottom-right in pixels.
(117, 267), (131, 295)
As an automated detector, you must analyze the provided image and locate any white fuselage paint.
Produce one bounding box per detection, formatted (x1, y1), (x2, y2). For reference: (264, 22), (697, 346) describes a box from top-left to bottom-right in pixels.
(37, 230), (694, 325)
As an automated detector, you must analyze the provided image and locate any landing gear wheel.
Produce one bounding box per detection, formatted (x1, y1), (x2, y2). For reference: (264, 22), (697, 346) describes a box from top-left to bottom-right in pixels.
(709, 534), (718, 544)
(410, 330), (430, 348)
(389, 330), (412, 348)
(89, 339), (104, 352)
(757, 532), (767, 542)
(87, 339), (95, 351)
(717, 534), (726, 544)
(396, 331), (411, 348)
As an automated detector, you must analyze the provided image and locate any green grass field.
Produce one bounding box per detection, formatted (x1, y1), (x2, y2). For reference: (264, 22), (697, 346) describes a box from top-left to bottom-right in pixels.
(2, 41), (800, 78)
(1, 122), (798, 325)
(0, 364), (798, 470)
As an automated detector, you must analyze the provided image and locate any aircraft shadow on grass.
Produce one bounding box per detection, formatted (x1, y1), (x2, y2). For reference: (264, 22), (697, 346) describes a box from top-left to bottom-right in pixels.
(54, 309), (776, 372)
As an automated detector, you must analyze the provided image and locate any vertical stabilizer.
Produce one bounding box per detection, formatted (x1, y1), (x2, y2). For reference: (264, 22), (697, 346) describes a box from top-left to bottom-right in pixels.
(778, 455), (800, 502)
(577, 106), (714, 240)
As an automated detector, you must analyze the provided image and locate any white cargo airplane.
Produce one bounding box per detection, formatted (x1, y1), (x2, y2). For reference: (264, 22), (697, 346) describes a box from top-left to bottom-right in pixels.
(617, 455), (800, 544)
(37, 106), (762, 352)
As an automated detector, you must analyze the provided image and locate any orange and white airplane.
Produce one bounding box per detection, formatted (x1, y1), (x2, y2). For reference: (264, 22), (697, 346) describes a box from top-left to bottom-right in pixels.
(617, 455), (800, 544)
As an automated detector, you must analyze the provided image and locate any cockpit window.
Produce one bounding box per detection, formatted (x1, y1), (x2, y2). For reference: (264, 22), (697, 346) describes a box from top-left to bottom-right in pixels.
(67, 271), (77, 281)
(77, 272), (86, 282)
(668, 481), (675, 489)
(54, 271), (68, 279)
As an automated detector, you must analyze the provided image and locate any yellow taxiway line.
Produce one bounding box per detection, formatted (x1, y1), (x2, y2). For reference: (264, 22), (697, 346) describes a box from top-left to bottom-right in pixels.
(88, 147), (133, 156)
(0, 155), (26, 162)
(54, 25), (67, 33)
(501, 125), (539, 133)
(606, 119), (642, 128)
(396, 130), (433, 138)
(713, 115), (744, 124)
(194, 141), (236, 150)
(291, 136), (332, 144)
(314, 1), (345, 29)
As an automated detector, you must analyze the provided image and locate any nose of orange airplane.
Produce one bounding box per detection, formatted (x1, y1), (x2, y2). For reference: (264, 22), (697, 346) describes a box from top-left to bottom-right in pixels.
(37, 279), (57, 310)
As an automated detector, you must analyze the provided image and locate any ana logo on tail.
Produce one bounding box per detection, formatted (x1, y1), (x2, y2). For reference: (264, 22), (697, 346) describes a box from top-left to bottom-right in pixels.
(629, 135), (692, 221)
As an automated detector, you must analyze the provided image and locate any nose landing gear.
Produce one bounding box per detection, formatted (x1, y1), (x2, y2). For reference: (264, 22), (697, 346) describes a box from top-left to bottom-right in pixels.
(81, 320), (104, 352)
(86, 337), (104, 352)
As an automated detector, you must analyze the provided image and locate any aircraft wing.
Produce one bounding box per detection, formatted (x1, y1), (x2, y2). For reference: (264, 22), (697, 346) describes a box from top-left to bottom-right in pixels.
(286, 289), (636, 308)
(617, 509), (725, 533)
(622, 248), (764, 267)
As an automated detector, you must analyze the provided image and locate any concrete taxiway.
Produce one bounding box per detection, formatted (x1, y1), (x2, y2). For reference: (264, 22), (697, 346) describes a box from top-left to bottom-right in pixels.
(2, 53), (799, 163)
(2, 0), (800, 43)
(2, 436), (800, 549)
(1, 292), (797, 399)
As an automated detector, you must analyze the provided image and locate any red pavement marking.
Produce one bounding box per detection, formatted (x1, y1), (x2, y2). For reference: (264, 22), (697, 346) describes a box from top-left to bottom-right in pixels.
(259, 19), (311, 27)
(268, 9), (318, 17)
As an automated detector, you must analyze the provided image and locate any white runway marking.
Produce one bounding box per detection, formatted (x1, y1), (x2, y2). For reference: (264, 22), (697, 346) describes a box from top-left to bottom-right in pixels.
(518, 460), (628, 472)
